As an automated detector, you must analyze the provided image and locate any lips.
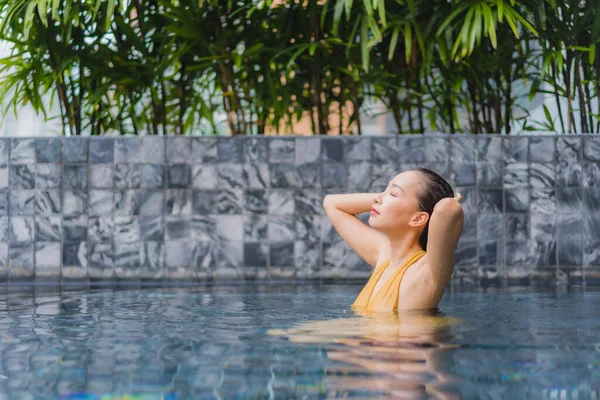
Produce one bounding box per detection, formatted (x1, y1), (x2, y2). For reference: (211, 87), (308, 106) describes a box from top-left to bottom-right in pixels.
(370, 207), (379, 215)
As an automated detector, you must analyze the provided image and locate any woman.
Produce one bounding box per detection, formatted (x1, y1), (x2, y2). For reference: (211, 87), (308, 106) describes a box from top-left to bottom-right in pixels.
(323, 167), (463, 312)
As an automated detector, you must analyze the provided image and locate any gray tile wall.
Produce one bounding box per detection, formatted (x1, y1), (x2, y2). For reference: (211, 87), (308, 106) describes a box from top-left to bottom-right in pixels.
(1, 134), (599, 285)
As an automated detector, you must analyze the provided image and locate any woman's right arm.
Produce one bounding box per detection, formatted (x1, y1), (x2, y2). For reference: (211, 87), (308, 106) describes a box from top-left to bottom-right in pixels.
(323, 192), (387, 268)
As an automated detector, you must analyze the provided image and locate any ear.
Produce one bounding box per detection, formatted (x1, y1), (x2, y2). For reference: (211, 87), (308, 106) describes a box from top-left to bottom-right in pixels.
(408, 211), (429, 228)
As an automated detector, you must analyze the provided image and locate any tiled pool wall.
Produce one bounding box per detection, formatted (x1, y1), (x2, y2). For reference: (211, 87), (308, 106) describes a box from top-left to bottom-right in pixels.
(0, 134), (598, 285)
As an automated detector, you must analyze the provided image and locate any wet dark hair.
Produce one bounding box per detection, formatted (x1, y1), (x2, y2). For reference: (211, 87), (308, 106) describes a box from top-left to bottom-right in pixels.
(410, 167), (454, 251)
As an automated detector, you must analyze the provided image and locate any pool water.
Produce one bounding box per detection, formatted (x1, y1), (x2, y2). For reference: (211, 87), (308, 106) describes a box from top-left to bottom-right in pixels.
(0, 284), (598, 399)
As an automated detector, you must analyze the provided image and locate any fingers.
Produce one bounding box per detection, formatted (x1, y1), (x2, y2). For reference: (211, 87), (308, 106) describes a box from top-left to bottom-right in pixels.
(454, 193), (462, 202)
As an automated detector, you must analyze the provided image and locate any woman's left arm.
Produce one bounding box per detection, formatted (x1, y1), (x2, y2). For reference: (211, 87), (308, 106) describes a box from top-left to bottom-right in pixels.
(422, 193), (464, 284)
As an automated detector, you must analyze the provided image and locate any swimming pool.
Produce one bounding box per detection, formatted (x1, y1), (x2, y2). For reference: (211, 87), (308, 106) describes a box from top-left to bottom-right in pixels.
(0, 284), (598, 399)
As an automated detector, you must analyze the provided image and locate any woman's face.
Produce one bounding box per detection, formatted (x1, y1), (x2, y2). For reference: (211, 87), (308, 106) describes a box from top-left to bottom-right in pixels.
(369, 171), (428, 234)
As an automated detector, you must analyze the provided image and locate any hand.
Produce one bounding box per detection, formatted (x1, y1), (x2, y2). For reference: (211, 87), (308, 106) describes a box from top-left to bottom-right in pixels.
(454, 192), (462, 203)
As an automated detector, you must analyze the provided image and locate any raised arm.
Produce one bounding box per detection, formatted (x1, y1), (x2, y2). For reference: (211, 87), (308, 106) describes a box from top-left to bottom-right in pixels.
(323, 193), (387, 268)
(422, 194), (464, 284)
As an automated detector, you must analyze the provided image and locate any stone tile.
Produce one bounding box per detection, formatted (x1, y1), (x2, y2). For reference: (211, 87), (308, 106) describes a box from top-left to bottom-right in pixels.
(0, 191), (8, 216)
(294, 189), (320, 214)
(295, 137), (321, 164)
(63, 216), (87, 242)
(218, 164), (245, 188)
(583, 136), (600, 161)
(556, 161), (581, 187)
(166, 137), (191, 163)
(140, 190), (165, 215)
(114, 216), (140, 244)
(270, 163), (302, 188)
(10, 138), (35, 163)
(347, 162), (372, 191)
(115, 164), (141, 189)
(556, 137), (581, 163)
(321, 138), (345, 162)
(558, 239), (583, 266)
(63, 190), (87, 215)
(10, 190), (35, 215)
(35, 190), (60, 215)
(451, 163), (476, 186)
(503, 137), (528, 163)
(114, 242), (141, 274)
(217, 137), (243, 163)
(10, 164), (35, 189)
(36, 138), (62, 163)
(0, 217), (8, 242)
(165, 239), (195, 269)
(584, 240), (600, 266)
(88, 216), (113, 243)
(297, 163), (321, 188)
(268, 190), (294, 215)
(0, 165), (7, 189)
(530, 213), (555, 241)
(115, 190), (139, 215)
(140, 216), (164, 241)
(191, 137), (217, 163)
(269, 138), (295, 163)
(36, 164), (61, 189)
(450, 135), (477, 162)
(115, 137), (140, 163)
(398, 136), (424, 163)
(454, 187), (476, 213)
(215, 215), (243, 241)
(62, 242), (88, 277)
(557, 187), (582, 212)
(584, 213), (600, 240)
(583, 188), (600, 212)
(505, 188), (529, 213)
(244, 242), (268, 267)
(216, 189), (243, 214)
(462, 212), (477, 238)
(191, 215), (216, 241)
(90, 138), (114, 163)
(64, 138), (89, 162)
(530, 136), (555, 162)
(505, 214), (529, 240)
(371, 137), (398, 163)
(35, 242), (61, 270)
(322, 241), (350, 275)
(141, 136), (165, 163)
(478, 188), (503, 213)
(140, 164), (166, 189)
(530, 240), (556, 267)
(423, 138), (448, 162)
(268, 215), (295, 241)
(90, 164), (114, 188)
(371, 162), (396, 190)
(556, 213), (583, 240)
(166, 189), (191, 215)
(166, 164), (190, 188)
(245, 189), (268, 214)
(244, 215), (267, 241)
(477, 136), (502, 162)
(191, 190), (217, 215)
(191, 165), (217, 189)
(296, 215), (320, 241)
(478, 241), (501, 265)
(504, 163), (528, 188)
(9, 243), (34, 278)
(0, 139), (8, 164)
(530, 163), (554, 188)
(0, 243), (9, 275)
(89, 190), (114, 215)
(9, 216), (34, 244)
(63, 164), (88, 189)
(243, 164), (269, 189)
(478, 213), (503, 240)
(140, 241), (164, 277)
(213, 240), (243, 269)
(270, 242), (294, 267)
(243, 137), (268, 163)
(165, 216), (191, 239)
(582, 162), (600, 187)
(530, 188), (555, 214)
(89, 242), (113, 272)
(295, 241), (320, 271)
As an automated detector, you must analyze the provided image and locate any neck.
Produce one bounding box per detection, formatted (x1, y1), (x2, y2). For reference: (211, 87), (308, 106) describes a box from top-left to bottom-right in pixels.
(387, 233), (424, 266)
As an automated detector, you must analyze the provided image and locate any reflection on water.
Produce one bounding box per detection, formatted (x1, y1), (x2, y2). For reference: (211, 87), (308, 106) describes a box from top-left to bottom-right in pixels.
(270, 308), (463, 399)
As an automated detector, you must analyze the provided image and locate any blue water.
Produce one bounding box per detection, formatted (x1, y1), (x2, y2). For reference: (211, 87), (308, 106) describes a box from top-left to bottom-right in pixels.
(0, 284), (598, 399)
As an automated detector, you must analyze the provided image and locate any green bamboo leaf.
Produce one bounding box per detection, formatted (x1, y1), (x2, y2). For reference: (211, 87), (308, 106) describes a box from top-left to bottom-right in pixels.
(344, 0), (353, 21)
(461, 7), (474, 48)
(309, 43), (317, 56)
(504, 11), (519, 38)
(543, 105), (555, 131)
(388, 25), (400, 61)
(507, 5), (537, 36)
(37, 0), (48, 27)
(105, 0), (115, 31)
(590, 45), (596, 65)
(332, 0), (344, 35)
(23, 0), (38, 40)
(51, 0), (59, 20)
(470, 5), (482, 52)
(377, 0), (386, 27)
(361, 0), (373, 16)
(497, 0), (504, 23)
(435, 4), (469, 37)
(404, 22), (412, 63)
(361, 14), (369, 70)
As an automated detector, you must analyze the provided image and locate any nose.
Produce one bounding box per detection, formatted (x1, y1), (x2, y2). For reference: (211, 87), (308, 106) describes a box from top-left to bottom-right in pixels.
(373, 192), (382, 203)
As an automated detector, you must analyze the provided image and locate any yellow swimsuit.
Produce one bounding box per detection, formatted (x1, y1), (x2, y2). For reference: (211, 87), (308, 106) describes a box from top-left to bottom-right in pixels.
(352, 250), (427, 312)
